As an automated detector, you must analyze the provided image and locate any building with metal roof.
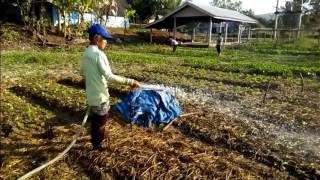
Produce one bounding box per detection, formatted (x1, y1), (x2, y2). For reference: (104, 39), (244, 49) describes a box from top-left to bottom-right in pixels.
(144, 1), (257, 46)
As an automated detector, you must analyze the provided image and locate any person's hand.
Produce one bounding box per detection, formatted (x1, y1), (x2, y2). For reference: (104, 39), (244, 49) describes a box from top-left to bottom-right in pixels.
(130, 80), (141, 89)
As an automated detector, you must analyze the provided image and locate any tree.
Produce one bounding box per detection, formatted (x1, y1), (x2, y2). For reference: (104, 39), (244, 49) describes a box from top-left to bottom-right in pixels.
(52, 0), (76, 37)
(94, 0), (118, 24)
(255, 17), (274, 28)
(12, 0), (32, 26)
(241, 9), (255, 17)
(127, 0), (181, 22)
(123, 9), (135, 38)
(127, 0), (157, 22)
(155, 0), (182, 19)
(65, 0), (118, 36)
(280, 1), (300, 29)
(277, 0), (309, 29)
(308, 0), (320, 29)
(210, 0), (243, 12)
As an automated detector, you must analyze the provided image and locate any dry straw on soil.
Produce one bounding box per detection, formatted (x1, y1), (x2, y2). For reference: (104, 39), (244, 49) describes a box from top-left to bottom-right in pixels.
(74, 110), (289, 179)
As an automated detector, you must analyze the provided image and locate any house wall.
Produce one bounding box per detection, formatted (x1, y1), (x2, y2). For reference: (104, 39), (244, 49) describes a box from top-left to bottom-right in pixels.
(82, 13), (129, 28)
(51, 11), (128, 28)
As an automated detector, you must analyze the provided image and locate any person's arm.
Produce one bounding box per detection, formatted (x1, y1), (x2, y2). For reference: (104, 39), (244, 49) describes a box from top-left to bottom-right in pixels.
(96, 53), (134, 85)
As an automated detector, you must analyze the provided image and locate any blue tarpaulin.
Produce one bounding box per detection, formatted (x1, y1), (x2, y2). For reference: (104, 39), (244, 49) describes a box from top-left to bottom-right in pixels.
(112, 89), (182, 127)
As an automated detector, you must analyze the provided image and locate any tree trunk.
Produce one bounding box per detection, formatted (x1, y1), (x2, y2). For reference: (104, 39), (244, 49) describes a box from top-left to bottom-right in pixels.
(39, 2), (43, 33)
(68, 12), (72, 35)
(78, 13), (80, 26)
(17, 2), (26, 26)
(318, 30), (320, 49)
(63, 10), (67, 37)
(81, 12), (85, 31)
(32, 3), (36, 27)
(58, 9), (61, 32)
(124, 21), (126, 39)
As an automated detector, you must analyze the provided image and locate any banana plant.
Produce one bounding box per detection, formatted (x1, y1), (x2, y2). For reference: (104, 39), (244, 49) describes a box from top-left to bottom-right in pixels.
(123, 9), (136, 39)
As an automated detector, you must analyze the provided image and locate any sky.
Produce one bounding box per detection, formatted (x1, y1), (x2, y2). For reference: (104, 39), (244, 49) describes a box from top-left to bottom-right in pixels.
(193, 0), (287, 15)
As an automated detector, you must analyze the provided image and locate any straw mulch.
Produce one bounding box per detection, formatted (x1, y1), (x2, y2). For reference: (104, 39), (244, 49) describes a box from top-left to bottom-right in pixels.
(74, 111), (290, 179)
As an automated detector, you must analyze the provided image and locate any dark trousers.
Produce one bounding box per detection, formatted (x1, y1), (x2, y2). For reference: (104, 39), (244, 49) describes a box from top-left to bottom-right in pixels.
(216, 45), (221, 54)
(90, 113), (108, 148)
(173, 45), (177, 53)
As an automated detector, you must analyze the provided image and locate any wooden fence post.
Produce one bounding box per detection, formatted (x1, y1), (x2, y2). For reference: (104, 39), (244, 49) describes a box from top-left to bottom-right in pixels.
(300, 73), (305, 93)
(262, 81), (271, 105)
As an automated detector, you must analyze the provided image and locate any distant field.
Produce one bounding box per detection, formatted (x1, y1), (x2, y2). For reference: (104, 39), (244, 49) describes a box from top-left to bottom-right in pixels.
(1, 41), (320, 179)
(3, 40), (320, 76)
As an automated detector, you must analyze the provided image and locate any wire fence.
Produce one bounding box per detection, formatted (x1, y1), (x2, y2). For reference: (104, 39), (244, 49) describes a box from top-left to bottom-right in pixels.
(249, 29), (320, 43)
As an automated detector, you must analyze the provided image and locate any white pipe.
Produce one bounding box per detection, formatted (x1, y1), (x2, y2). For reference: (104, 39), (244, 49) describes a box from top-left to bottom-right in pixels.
(140, 84), (167, 91)
(18, 108), (90, 180)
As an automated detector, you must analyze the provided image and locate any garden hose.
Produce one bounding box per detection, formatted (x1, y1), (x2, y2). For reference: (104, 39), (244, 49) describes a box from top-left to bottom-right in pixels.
(18, 107), (90, 180)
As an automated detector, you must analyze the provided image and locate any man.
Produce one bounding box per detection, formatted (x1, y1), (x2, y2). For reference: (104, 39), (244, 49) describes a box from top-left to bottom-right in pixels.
(169, 37), (178, 53)
(80, 24), (141, 150)
(216, 33), (223, 56)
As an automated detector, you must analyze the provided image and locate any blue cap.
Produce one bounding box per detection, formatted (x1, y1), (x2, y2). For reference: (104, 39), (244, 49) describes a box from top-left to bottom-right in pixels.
(87, 24), (113, 39)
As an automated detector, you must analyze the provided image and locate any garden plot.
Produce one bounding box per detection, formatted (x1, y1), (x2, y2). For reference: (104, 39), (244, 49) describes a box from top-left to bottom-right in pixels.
(0, 90), (90, 179)
(49, 76), (319, 178)
(1, 78), (291, 179)
(1, 42), (319, 179)
(112, 63), (320, 130)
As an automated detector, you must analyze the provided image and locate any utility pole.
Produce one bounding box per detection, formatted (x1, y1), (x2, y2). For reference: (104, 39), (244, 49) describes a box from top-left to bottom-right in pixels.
(297, 0), (303, 38)
(274, 0), (279, 40)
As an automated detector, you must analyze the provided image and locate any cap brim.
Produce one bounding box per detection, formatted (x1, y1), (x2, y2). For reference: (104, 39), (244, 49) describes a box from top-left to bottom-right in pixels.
(101, 32), (113, 39)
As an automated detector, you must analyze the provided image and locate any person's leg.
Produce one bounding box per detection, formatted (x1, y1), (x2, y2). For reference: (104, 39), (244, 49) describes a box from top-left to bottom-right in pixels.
(90, 102), (110, 150)
(217, 45), (221, 55)
(173, 45), (177, 53)
(91, 113), (108, 149)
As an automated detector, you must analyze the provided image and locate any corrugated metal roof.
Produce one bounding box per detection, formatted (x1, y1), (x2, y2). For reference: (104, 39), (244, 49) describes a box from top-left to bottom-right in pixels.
(194, 3), (257, 23)
(145, 1), (257, 29)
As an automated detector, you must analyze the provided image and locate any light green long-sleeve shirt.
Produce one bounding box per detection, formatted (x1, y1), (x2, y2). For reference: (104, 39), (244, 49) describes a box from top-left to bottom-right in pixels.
(80, 45), (134, 106)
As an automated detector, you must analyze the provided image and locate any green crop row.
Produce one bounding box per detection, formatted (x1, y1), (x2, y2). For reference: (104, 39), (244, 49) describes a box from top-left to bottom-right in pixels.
(56, 76), (132, 101)
(2, 43), (319, 78)
(107, 46), (320, 77)
(9, 77), (134, 114)
(109, 43), (216, 58)
(239, 39), (320, 52)
(1, 76), (138, 132)
(1, 89), (55, 129)
(2, 51), (80, 66)
(115, 64), (279, 89)
(116, 68), (259, 98)
(10, 79), (87, 115)
(182, 59), (320, 77)
(110, 41), (320, 57)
